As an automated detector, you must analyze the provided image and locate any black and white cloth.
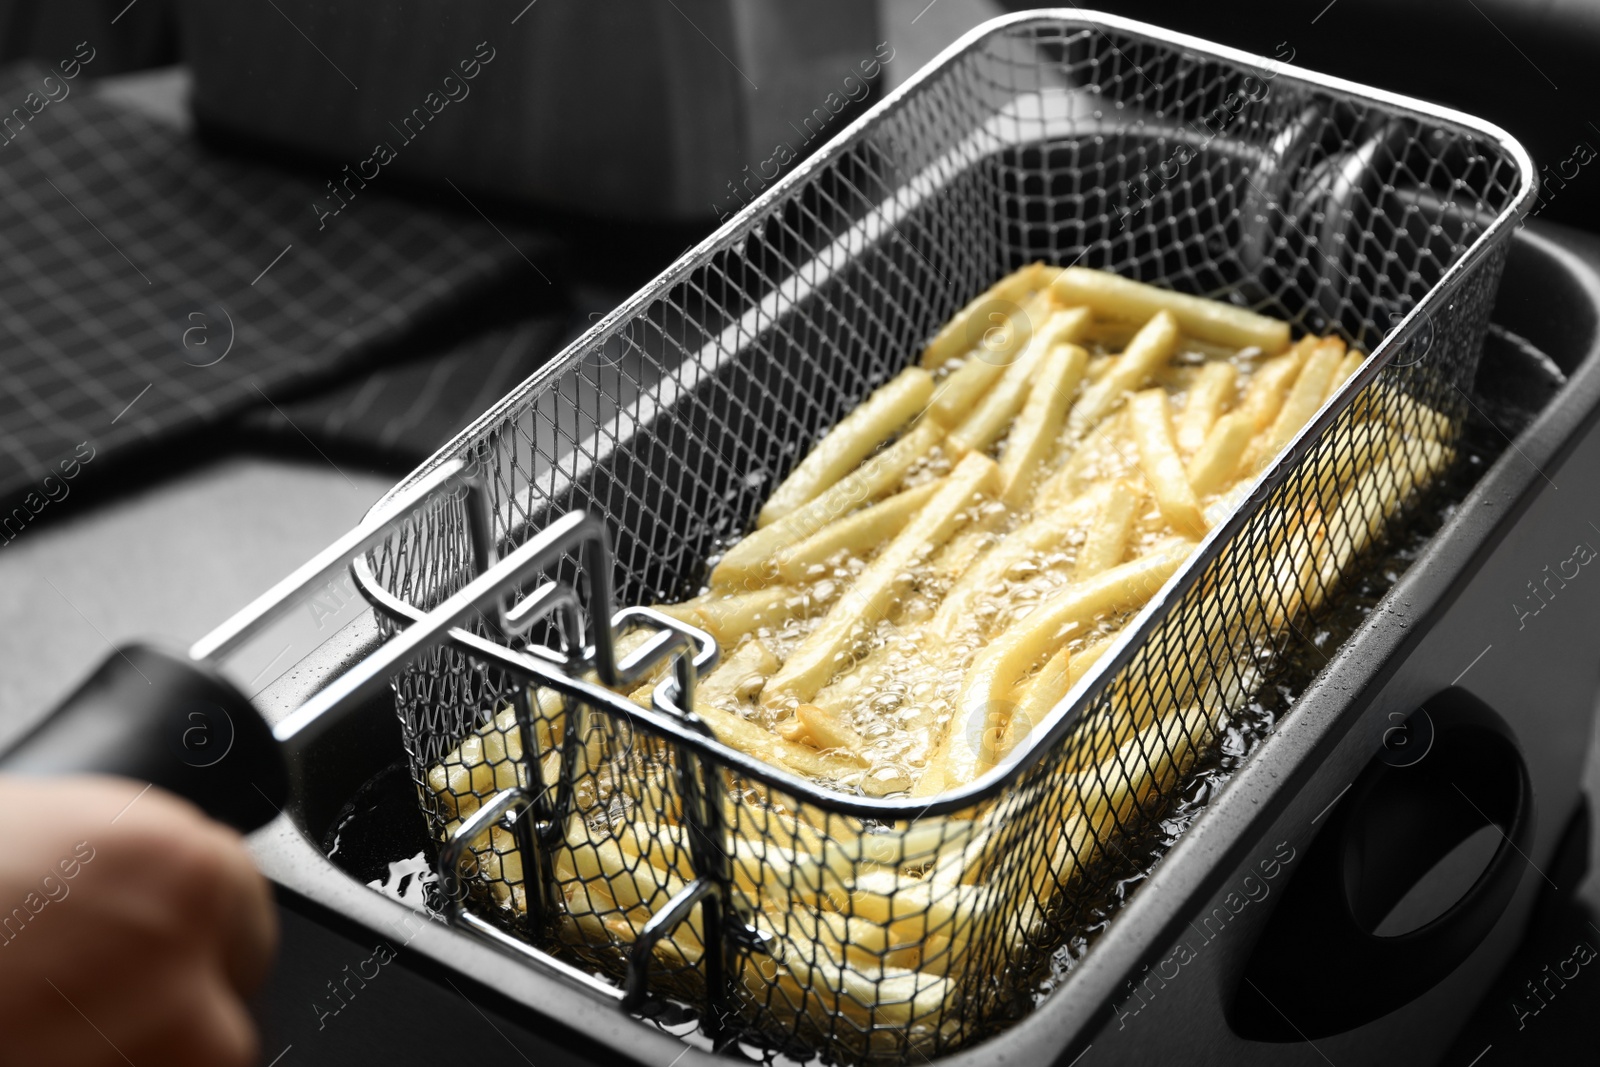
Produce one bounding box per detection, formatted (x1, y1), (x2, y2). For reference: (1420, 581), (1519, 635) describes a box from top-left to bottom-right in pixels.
(0, 61), (549, 504)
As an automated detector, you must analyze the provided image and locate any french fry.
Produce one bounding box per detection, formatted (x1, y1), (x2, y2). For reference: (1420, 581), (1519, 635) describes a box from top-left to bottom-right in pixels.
(946, 317), (1090, 454)
(994, 646), (1070, 766)
(1236, 338), (1313, 433)
(779, 702), (869, 754)
(929, 303), (1088, 427)
(1375, 381), (1455, 442)
(1330, 348), (1366, 398)
(999, 343), (1089, 506)
(765, 452), (1000, 706)
(919, 539), (1192, 793)
(1129, 388), (1207, 538)
(929, 503), (1006, 584)
(993, 626), (1124, 766)
(1048, 267), (1290, 354)
(691, 702), (870, 779)
(671, 586), (806, 646)
(920, 262), (1047, 369)
(1175, 360), (1238, 453)
(1248, 337), (1345, 471)
(1185, 410), (1254, 497)
(1074, 481), (1140, 579)
(1067, 310), (1181, 438)
(758, 367), (935, 527)
(774, 480), (941, 582)
(712, 420), (944, 588)
(929, 481), (1116, 642)
(698, 638), (779, 706)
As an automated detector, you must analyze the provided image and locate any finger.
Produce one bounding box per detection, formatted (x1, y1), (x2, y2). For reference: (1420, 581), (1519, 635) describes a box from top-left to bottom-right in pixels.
(168, 818), (279, 997)
(126, 975), (259, 1067)
(212, 835), (278, 995)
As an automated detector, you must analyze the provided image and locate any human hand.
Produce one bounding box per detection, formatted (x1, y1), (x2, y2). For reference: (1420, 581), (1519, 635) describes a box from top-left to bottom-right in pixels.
(0, 775), (276, 1067)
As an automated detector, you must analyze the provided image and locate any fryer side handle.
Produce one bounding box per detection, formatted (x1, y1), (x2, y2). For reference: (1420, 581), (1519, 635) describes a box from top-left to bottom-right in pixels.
(1231, 688), (1532, 1040)
(0, 645), (286, 833)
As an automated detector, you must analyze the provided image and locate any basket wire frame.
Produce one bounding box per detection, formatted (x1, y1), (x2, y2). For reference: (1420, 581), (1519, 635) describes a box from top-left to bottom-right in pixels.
(362, 15), (1529, 1064)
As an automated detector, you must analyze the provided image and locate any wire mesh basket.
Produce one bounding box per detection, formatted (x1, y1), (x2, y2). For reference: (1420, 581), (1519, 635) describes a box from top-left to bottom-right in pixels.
(354, 11), (1533, 1064)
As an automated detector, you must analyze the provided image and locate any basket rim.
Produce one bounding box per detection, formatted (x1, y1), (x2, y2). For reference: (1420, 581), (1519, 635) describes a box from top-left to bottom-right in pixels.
(368, 8), (1537, 514)
(353, 9), (1540, 820)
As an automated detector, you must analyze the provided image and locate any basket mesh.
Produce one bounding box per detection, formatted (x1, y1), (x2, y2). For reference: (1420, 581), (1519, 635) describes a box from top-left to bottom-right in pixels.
(362, 15), (1527, 1064)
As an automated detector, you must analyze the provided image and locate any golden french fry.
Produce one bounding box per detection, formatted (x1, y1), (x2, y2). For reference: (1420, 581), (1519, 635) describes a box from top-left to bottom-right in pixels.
(1253, 337), (1345, 464)
(1067, 631), (1119, 685)
(759, 367), (934, 527)
(765, 452), (1000, 706)
(1129, 388), (1206, 538)
(929, 481), (1116, 643)
(929, 504), (1006, 584)
(1175, 360), (1238, 453)
(920, 539), (1192, 793)
(712, 420), (943, 588)
(775, 480), (941, 582)
(1373, 380), (1455, 443)
(999, 344), (1089, 506)
(993, 624), (1125, 766)
(698, 638), (779, 706)
(1308, 430), (1454, 605)
(691, 702), (873, 779)
(1049, 267), (1290, 354)
(929, 303), (1087, 427)
(1186, 410), (1254, 497)
(920, 262), (1047, 369)
(1329, 349), (1366, 399)
(1075, 481), (1140, 579)
(967, 539), (1190, 717)
(1067, 310), (1182, 438)
(684, 586), (806, 646)
(946, 314), (1090, 453)
(780, 703), (868, 754)
(1236, 338), (1313, 433)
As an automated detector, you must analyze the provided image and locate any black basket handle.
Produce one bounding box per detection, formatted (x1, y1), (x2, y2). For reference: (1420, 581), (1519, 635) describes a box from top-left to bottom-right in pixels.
(0, 645), (286, 833)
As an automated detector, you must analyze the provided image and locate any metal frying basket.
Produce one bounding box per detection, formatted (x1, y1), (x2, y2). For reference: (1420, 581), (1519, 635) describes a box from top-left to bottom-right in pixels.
(353, 12), (1535, 1063)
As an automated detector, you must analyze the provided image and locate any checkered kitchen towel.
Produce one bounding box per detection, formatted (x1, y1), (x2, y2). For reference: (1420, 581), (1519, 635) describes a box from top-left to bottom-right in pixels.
(247, 313), (574, 466)
(0, 60), (545, 506)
